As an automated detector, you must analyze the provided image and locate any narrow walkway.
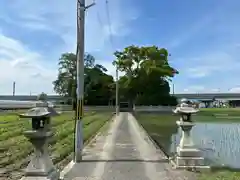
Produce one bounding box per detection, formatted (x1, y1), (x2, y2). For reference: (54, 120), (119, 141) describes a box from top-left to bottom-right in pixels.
(62, 112), (196, 180)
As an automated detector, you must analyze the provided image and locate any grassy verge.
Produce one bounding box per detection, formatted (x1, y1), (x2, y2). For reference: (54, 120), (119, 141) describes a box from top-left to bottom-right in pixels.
(197, 171), (240, 180)
(196, 108), (240, 122)
(0, 111), (113, 180)
(136, 113), (240, 180)
(199, 108), (240, 117)
(55, 112), (114, 172)
(136, 113), (178, 157)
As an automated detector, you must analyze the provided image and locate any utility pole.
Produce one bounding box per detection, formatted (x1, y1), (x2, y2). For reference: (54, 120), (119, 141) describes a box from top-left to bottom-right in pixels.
(115, 67), (119, 115)
(75, 0), (95, 163)
(172, 83), (175, 95)
(13, 81), (16, 96)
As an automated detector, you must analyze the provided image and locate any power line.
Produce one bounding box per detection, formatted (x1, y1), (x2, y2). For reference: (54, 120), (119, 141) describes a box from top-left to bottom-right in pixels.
(96, 6), (104, 34)
(96, 12), (103, 26)
(94, 0), (115, 49)
(105, 0), (115, 49)
(95, 0), (119, 114)
(104, 0), (119, 114)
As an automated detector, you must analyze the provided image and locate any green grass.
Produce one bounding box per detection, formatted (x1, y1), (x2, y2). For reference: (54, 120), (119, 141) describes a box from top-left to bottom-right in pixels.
(199, 108), (240, 117)
(0, 111), (113, 179)
(136, 113), (240, 180)
(197, 171), (240, 180)
(136, 112), (240, 124)
(201, 108), (240, 111)
(136, 113), (178, 157)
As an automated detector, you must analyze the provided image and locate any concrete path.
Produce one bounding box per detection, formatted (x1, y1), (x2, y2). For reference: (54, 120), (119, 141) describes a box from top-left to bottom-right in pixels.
(61, 112), (196, 180)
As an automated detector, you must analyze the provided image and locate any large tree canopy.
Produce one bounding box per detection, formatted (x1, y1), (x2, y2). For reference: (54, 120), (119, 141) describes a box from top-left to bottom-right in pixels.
(113, 45), (178, 106)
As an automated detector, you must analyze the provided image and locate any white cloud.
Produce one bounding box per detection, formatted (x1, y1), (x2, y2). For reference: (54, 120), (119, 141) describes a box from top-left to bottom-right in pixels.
(181, 86), (223, 94)
(183, 85), (205, 93)
(210, 88), (221, 92)
(187, 68), (209, 78)
(229, 87), (240, 93)
(0, 0), (137, 94)
(167, 2), (240, 93)
(4, 0), (240, 95)
(167, 2), (228, 49)
(168, 15), (213, 49)
(0, 33), (57, 95)
(184, 50), (240, 78)
(3, 0), (136, 52)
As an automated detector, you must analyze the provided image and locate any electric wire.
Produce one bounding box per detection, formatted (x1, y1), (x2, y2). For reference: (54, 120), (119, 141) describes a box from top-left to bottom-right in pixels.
(105, 0), (115, 49)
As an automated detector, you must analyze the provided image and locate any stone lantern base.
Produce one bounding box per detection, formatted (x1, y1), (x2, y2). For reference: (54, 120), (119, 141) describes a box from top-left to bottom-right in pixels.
(21, 131), (60, 180)
(176, 146), (205, 166)
(175, 146), (210, 170)
(174, 121), (210, 170)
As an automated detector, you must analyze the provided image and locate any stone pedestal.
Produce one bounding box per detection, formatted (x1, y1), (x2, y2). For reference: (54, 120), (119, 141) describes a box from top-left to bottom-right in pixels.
(175, 121), (209, 170)
(19, 97), (60, 180)
(21, 131), (59, 180)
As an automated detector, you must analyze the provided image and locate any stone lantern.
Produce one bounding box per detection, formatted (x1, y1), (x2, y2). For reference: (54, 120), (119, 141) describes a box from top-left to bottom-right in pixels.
(173, 98), (209, 169)
(19, 96), (60, 180)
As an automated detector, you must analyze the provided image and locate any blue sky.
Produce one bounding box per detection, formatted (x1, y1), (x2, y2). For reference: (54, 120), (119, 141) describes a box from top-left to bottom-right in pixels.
(0, 0), (240, 95)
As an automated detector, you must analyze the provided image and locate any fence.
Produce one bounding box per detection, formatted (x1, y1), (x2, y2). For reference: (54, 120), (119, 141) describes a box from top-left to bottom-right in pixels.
(0, 100), (174, 113)
(56, 105), (116, 112)
(134, 106), (174, 112)
(59, 105), (174, 113)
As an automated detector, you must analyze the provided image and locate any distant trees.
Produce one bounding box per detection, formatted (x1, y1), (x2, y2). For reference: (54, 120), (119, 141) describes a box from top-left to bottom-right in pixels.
(53, 52), (115, 108)
(37, 92), (48, 101)
(53, 45), (179, 107)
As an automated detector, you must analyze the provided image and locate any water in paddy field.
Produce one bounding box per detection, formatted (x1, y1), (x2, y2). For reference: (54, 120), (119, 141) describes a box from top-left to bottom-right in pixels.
(157, 118), (240, 169)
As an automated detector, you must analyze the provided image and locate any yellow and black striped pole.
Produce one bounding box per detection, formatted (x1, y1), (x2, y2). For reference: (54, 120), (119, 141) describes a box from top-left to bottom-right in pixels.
(74, 0), (85, 163)
(74, 0), (95, 163)
(76, 98), (84, 120)
(116, 66), (119, 115)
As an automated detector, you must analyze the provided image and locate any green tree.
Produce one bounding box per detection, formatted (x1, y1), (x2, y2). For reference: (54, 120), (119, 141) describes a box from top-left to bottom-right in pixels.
(53, 52), (95, 98)
(37, 92), (48, 101)
(113, 45), (178, 106)
(84, 53), (95, 68)
(85, 65), (115, 105)
(53, 52), (115, 107)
